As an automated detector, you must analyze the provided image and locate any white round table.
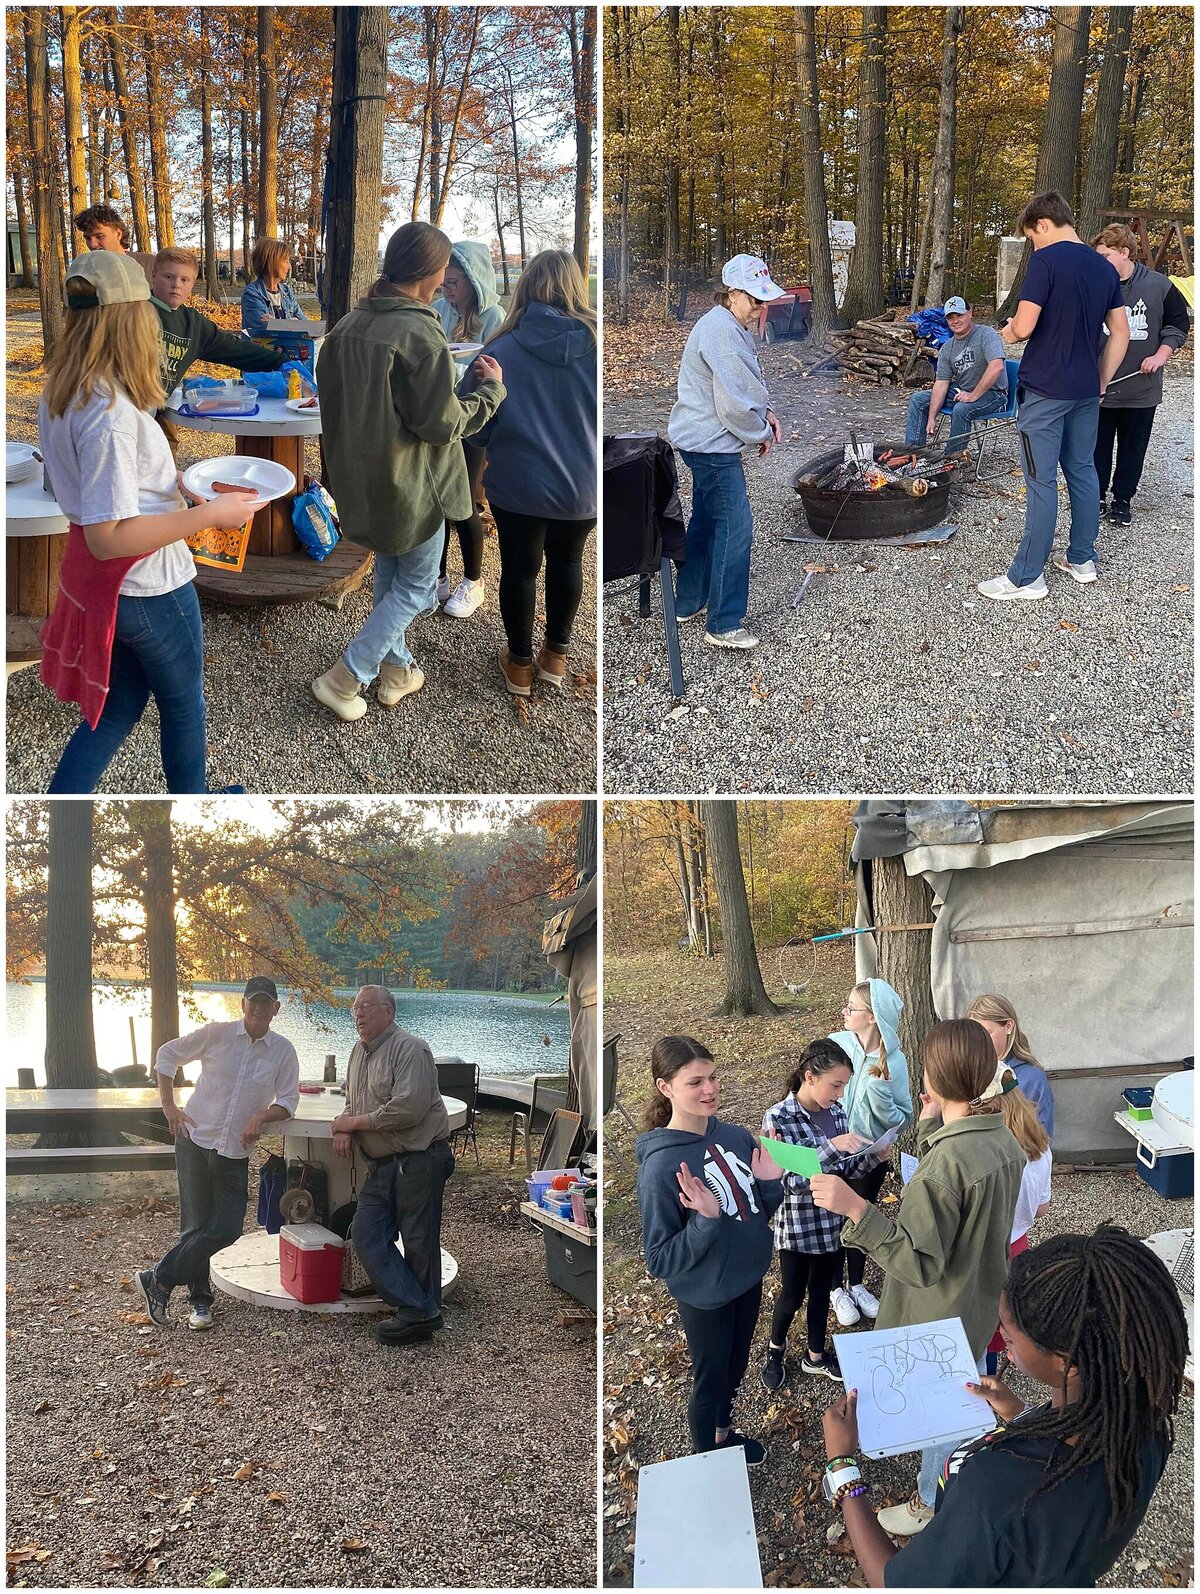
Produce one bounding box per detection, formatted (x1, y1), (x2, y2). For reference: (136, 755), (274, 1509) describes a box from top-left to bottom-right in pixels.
(6, 473), (69, 664)
(209, 1230), (460, 1315)
(278, 1090), (466, 1210)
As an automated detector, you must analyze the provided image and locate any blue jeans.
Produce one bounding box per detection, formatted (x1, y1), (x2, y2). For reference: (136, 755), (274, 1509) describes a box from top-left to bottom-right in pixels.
(48, 582), (207, 793)
(343, 535), (443, 680)
(1008, 391), (1102, 586)
(155, 1134), (249, 1307)
(905, 384), (1009, 449)
(917, 1351), (989, 1505)
(674, 450), (754, 633)
(351, 1142), (455, 1324)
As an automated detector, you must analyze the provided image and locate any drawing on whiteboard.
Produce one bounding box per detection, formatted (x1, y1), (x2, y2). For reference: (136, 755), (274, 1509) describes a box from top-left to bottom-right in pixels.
(833, 1316), (995, 1457)
(866, 1328), (963, 1416)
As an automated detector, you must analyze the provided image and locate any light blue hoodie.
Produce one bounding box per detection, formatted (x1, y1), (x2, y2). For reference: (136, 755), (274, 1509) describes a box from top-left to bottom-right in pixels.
(435, 241), (504, 362)
(828, 979), (913, 1141)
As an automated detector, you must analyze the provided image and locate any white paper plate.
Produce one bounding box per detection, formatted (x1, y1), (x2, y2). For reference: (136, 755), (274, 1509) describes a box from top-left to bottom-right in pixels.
(448, 342), (484, 357)
(180, 455), (295, 504)
(6, 442), (39, 484)
(284, 397), (320, 414)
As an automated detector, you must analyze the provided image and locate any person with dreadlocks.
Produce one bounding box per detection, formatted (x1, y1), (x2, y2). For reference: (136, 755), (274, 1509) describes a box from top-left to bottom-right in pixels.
(818, 1223), (1187, 1586)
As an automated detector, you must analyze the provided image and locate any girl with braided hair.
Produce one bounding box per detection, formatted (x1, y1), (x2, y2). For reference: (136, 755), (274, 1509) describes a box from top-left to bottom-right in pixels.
(819, 1223), (1187, 1586)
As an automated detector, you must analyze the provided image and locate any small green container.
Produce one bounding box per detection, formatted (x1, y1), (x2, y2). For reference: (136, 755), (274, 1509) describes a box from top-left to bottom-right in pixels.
(1122, 1087), (1155, 1121)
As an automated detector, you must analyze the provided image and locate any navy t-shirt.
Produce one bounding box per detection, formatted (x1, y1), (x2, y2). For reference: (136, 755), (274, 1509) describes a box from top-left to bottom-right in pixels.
(1017, 242), (1124, 400)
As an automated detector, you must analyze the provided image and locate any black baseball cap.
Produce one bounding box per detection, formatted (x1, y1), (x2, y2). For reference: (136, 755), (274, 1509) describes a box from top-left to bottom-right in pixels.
(243, 977), (279, 1002)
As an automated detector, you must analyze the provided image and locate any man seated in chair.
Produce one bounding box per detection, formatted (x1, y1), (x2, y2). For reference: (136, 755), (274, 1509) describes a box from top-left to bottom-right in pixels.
(904, 296), (1009, 452)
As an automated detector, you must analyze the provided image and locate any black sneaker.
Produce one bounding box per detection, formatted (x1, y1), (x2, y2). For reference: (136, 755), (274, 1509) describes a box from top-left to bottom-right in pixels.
(134, 1268), (172, 1327)
(760, 1345), (786, 1392)
(377, 1312), (443, 1345)
(1110, 498), (1132, 526)
(716, 1430), (766, 1467)
(800, 1349), (844, 1383)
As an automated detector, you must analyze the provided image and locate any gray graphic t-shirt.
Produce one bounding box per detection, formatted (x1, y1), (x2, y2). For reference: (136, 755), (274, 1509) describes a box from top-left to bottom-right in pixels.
(936, 323), (1006, 394)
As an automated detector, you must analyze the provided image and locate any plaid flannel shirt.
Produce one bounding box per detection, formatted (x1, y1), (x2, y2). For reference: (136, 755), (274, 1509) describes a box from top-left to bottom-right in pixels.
(762, 1093), (879, 1254)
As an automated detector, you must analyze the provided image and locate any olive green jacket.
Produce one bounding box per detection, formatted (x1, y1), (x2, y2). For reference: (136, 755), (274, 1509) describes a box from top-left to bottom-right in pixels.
(316, 294), (505, 557)
(841, 1113), (1025, 1358)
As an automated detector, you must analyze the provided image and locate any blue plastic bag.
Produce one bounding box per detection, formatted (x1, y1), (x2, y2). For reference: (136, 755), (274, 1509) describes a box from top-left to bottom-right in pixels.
(907, 308), (952, 347)
(243, 361), (315, 399)
(292, 478), (341, 562)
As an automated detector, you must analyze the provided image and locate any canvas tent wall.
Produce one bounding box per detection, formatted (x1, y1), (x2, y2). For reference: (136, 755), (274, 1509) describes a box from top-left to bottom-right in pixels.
(850, 800), (1193, 1160)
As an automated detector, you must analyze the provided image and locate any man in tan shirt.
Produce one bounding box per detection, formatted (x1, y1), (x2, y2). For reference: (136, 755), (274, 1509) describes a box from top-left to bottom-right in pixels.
(332, 985), (453, 1344)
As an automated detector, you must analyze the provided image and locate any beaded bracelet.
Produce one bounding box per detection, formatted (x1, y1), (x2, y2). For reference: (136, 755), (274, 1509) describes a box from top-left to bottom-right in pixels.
(825, 1455), (857, 1472)
(833, 1480), (869, 1508)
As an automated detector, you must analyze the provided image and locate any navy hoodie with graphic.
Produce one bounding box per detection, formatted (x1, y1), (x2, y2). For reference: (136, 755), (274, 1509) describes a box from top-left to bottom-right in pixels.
(636, 1117), (784, 1310)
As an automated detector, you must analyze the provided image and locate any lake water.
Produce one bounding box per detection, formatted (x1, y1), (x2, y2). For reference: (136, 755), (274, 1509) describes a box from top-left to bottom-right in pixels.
(5, 982), (570, 1087)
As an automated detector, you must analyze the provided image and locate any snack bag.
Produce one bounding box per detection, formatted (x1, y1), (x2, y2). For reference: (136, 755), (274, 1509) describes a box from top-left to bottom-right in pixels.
(292, 478), (340, 562)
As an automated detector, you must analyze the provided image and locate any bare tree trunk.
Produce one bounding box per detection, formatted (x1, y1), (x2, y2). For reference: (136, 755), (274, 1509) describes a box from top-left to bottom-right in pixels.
(137, 803), (180, 1059)
(571, 7), (595, 274)
(42, 802), (101, 1112)
(107, 16), (152, 250)
(24, 8), (66, 356)
(711, 10), (728, 264)
(99, 49), (115, 199)
(613, 5), (630, 323)
(257, 7), (279, 236)
(60, 7), (89, 222)
(700, 802), (779, 1018)
(306, 112), (324, 289)
(1078, 6), (1134, 241)
(13, 160), (36, 287)
(794, 5), (839, 335)
(1114, 48), (1147, 209)
(842, 6), (888, 324)
(434, 9), (480, 224)
(84, 29), (103, 201)
(924, 6), (965, 307)
(493, 181), (510, 293)
(424, 9), (443, 221)
(199, 12), (218, 298)
(324, 6), (388, 328)
(505, 70), (527, 266)
(144, 12), (174, 248)
(663, 7), (681, 307)
(870, 856), (936, 1154)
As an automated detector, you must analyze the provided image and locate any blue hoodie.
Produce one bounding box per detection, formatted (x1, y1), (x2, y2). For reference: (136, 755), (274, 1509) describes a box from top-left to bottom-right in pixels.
(468, 303), (597, 519)
(636, 1117), (783, 1310)
(435, 241), (505, 360)
(828, 979), (914, 1141)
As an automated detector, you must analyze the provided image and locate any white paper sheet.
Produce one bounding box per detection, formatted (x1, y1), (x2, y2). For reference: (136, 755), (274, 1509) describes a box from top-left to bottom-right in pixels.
(862, 1122), (902, 1157)
(833, 1316), (996, 1458)
(900, 1152), (919, 1185)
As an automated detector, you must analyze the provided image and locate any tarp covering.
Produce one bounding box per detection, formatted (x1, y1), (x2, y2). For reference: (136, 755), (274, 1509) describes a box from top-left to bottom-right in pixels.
(852, 802), (1194, 1159)
(543, 872), (598, 1133)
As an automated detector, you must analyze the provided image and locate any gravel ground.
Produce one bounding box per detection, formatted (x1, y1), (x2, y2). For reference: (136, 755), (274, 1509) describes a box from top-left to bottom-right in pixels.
(602, 951), (1194, 1588)
(603, 325), (1194, 795)
(6, 295), (596, 796)
(6, 1139), (597, 1589)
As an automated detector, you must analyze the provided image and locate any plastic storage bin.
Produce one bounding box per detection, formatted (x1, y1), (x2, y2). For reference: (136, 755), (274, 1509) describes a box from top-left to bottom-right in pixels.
(1135, 1142), (1195, 1200)
(1123, 1087), (1156, 1122)
(279, 1222), (344, 1303)
(542, 1225), (596, 1310)
(526, 1168), (583, 1209)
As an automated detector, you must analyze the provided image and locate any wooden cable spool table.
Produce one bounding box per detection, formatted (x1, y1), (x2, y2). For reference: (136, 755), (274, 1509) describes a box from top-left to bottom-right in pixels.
(6, 474), (69, 665)
(167, 394), (371, 607)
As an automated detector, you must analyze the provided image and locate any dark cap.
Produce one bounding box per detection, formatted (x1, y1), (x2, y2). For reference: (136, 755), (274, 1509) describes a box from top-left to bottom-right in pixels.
(243, 977), (279, 1002)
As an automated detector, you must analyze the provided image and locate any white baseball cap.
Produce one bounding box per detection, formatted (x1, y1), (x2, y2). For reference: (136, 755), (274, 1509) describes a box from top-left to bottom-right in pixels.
(721, 255), (785, 302)
(942, 295), (969, 317)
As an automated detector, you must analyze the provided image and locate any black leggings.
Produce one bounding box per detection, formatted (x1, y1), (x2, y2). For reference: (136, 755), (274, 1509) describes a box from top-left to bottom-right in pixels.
(676, 1281), (762, 1453)
(440, 441), (487, 582)
(769, 1248), (843, 1355)
(1093, 406), (1157, 503)
(492, 505), (595, 662)
(842, 1161), (889, 1288)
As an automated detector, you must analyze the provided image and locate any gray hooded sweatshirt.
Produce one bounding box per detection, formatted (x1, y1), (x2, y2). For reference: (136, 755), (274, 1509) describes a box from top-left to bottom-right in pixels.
(1100, 261), (1191, 409)
(667, 306), (773, 454)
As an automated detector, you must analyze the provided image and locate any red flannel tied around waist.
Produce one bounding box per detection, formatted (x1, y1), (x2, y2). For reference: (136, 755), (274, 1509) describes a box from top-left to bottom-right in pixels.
(39, 524), (143, 729)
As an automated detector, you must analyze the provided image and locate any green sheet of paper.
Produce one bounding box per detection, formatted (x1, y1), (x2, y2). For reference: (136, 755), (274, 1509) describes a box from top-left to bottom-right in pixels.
(760, 1137), (822, 1178)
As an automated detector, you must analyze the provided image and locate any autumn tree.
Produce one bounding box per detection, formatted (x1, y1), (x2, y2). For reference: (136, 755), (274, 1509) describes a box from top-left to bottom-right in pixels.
(324, 5), (388, 327)
(42, 803), (101, 1106)
(1078, 6), (1135, 241)
(23, 6), (66, 354)
(868, 855), (937, 1153)
(794, 6), (839, 336)
(700, 801), (779, 1018)
(840, 7), (888, 324)
(257, 6), (279, 237)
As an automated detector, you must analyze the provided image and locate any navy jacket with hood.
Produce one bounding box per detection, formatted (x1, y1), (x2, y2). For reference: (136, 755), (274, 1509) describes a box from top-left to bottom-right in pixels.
(636, 1117), (784, 1310)
(467, 303), (597, 519)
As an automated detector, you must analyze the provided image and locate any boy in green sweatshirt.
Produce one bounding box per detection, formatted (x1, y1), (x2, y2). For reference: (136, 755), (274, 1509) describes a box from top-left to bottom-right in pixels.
(151, 248), (285, 397)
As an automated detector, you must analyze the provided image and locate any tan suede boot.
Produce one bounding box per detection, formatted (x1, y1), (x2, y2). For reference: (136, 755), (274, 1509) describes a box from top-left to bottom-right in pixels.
(311, 657), (367, 722)
(498, 647), (533, 697)
(377, 662), (425, 708)
(534, 646), (568, 689)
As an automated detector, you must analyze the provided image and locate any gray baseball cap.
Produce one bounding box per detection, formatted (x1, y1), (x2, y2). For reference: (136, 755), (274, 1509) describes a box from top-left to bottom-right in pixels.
(942, 295), (969, 316)
(64, 250), (150, 309)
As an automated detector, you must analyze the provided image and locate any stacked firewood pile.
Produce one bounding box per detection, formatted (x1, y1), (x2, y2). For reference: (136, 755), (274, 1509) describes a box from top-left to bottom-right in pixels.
(826, 311), (937, 387)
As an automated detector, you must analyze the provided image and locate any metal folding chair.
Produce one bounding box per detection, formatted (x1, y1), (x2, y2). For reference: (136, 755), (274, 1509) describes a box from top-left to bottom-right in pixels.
(436, 1060), (480, 1166)
(602, 1033), (637, 1172)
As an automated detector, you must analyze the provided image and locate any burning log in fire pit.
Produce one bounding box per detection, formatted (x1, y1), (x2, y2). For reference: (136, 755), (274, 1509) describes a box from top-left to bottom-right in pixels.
(792, 442), (959, 540)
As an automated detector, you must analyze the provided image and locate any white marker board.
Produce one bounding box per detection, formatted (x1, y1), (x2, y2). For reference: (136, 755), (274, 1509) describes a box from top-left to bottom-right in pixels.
(833, 1315), (995, 1458)
(634, 1446), (762, 1588)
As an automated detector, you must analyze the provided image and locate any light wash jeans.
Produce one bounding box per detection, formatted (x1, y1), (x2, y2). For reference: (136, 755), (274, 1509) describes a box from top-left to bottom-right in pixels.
(917, 1349), (989, 1505)
(1008, 390), (1102, 586)
(343, 534), (443, 680)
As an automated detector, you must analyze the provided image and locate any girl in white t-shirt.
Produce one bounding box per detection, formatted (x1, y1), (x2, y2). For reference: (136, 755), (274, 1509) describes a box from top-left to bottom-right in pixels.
(985, 1083), (1052, 1373)
(37, 251), (257, 792)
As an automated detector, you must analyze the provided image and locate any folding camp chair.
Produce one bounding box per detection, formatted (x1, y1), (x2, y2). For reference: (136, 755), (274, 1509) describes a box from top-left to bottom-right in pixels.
(436, 1060), (480, 1166)
(508, 1074), (562, 1173)
(603, 434), (688, 698)
(934, 358), (1020, 481)
(602, 1033), (637, 1172)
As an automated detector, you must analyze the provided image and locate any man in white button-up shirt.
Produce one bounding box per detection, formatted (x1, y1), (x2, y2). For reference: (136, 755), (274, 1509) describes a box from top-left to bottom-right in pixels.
(135, 976), (300, 1331)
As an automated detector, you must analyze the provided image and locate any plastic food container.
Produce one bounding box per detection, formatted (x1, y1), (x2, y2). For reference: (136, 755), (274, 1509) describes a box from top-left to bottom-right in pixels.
(183, 380), (259, 416)
(1123, 1087), (1156, 1122)
(527, 1168), (583, 1209)
(279, 1222), (344, 1303)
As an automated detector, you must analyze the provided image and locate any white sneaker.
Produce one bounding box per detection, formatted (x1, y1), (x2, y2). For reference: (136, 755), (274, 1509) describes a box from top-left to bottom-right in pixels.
(831, 1287), (861, 1326)
(436, 574), (452, 605)
(444, 577), (485, 618)
(704, 628), (759, 650)
(849, 1283), (880, 1320)
(1052, 554), (1098, 584)
(977, 573), (1049, 601)
(188, 1302), (213, 1331)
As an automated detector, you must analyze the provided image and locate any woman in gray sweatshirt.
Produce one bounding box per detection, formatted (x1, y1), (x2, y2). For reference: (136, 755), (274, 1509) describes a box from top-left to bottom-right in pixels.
(667, 255), (785, 650)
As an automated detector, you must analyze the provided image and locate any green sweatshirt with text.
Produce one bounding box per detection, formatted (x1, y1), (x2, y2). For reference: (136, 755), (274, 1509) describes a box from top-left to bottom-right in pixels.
(153, 298), (285, 396)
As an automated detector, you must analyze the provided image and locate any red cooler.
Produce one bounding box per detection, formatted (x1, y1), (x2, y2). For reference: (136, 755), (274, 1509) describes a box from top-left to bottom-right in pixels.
(279, 1223), (344, 1303)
